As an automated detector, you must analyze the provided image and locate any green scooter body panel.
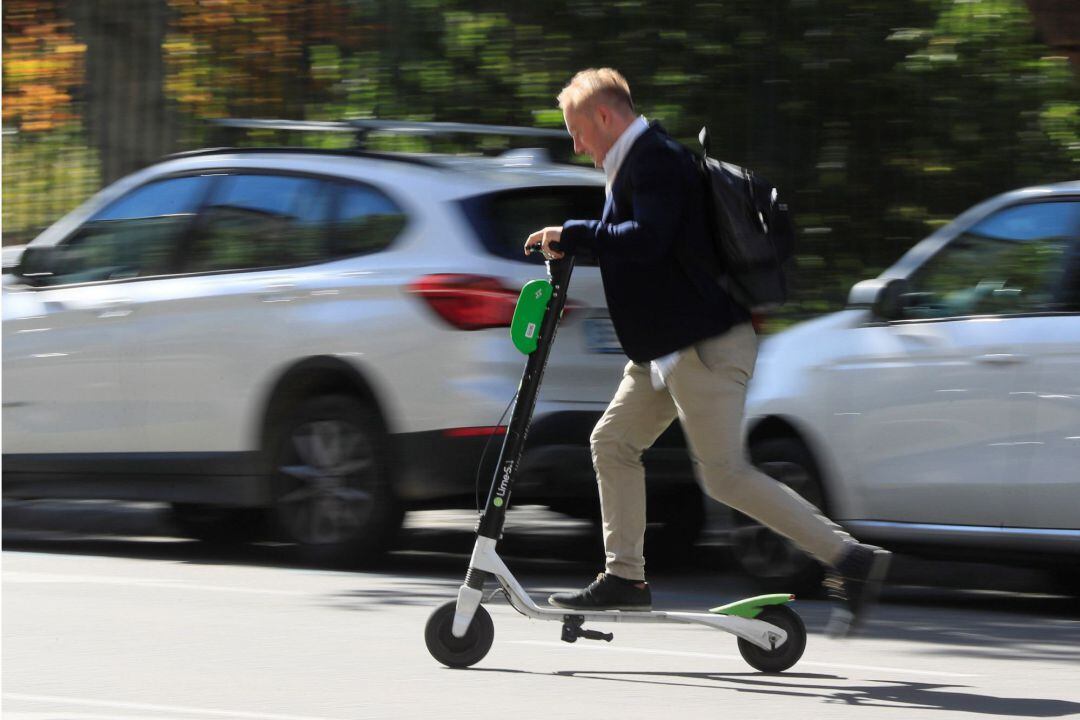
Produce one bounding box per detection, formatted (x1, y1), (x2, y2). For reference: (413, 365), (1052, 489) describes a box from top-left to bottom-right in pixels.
(709, 593), (795, 618)
(510, 279), (553, 355)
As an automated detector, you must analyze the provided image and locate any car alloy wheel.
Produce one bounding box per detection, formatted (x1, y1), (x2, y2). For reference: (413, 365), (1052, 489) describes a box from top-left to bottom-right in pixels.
(278, 418), (377, 545)
(272, 394), (401, 562)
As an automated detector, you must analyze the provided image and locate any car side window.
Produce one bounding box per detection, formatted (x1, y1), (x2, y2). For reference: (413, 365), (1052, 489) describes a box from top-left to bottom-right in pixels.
(900, 200), (1080, 320)
(36, 175), (210, 286)
(331, 183), (407, 258)
(188, 174), (334, 273)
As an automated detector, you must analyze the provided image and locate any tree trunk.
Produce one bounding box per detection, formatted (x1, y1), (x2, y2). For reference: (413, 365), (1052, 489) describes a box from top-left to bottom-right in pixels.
(1025, 0), (1080, 72)
(69, 0), (175, 185)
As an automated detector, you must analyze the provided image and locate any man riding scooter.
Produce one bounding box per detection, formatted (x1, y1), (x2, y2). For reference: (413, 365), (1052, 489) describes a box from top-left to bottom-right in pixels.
(525, 67), (891, 638)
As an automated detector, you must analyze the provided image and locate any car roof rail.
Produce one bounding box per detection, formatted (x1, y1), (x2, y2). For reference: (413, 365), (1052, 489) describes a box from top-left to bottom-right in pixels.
(210, 118), (568, 149)
(162, 118), (573, 166)
(347, 118), (567, 143)
(164, 144), (445, 168)
(497, 147), (554, 165)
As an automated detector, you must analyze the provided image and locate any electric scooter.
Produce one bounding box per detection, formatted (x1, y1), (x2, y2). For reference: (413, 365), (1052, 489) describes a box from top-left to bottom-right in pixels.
(424, 251), (807, 672)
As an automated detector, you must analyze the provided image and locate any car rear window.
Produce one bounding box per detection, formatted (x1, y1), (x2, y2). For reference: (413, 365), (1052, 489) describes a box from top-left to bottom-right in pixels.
(460, 186), (605, 266)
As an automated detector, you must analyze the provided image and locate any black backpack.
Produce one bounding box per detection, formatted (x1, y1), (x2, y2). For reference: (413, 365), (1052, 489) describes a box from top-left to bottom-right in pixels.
(695, 126), (795, 311)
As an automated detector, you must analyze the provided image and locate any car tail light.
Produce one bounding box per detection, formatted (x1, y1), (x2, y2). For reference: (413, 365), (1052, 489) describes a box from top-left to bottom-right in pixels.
(408, 274), (519, 330)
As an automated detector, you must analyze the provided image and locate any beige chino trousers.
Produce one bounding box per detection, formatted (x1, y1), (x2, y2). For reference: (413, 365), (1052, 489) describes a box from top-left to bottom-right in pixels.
(591, 322), (853, 581)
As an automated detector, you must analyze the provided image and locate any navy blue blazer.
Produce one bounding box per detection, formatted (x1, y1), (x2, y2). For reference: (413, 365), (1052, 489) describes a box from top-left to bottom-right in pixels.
(559, 122), (749, 363)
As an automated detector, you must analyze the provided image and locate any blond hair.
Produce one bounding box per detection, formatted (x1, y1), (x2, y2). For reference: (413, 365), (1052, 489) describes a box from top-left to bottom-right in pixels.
(557, 68), (634, 113)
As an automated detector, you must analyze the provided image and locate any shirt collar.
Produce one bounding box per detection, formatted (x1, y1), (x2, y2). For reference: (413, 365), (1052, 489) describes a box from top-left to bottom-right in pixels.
(602, 116), (648, 193)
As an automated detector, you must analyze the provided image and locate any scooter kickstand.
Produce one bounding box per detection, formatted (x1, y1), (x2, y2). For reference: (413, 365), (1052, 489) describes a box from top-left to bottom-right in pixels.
(561, 615), (614, 644)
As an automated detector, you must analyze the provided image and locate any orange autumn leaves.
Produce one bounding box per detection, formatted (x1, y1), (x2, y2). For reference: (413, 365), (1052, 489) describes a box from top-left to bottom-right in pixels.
(3, 1), (84, 132)
(3, 0), (371, 132)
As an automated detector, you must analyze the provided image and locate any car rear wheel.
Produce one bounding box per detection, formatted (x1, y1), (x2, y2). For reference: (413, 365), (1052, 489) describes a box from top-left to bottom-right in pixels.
(731, 437), (826, 594)
(270, 394), (402, 565)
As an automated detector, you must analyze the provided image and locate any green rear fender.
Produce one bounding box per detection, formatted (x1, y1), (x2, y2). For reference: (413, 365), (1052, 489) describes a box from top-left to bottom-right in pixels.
(709, 593), (795, 618)
(510, 279), (553, 355)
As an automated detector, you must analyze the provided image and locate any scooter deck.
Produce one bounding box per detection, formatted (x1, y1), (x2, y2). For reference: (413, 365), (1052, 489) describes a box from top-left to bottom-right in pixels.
(540, 594), (794, 621)
(504, 596), (792, 650)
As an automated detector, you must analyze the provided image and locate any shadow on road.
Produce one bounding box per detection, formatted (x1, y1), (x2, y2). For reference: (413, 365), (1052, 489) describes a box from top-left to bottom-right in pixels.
(557, 671), (1080, 717)
(465, 668), (1080, 717)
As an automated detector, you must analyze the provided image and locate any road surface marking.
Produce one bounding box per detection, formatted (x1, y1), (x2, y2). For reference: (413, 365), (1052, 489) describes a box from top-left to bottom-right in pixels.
(507, 640), (979, 677)
(3, 694), (359, 720)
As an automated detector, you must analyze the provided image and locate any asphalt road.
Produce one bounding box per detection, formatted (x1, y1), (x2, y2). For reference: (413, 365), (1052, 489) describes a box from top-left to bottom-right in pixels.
(3, 502), (1079, 720)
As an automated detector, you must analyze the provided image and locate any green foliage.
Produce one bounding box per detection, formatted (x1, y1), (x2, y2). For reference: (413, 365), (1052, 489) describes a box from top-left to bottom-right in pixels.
(3, 0), (1076, 330)
(2, 130), (100, 245)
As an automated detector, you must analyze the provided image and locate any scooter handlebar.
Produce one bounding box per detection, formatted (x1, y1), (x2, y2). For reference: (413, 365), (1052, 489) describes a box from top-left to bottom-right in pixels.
(527, 241), (563, 256)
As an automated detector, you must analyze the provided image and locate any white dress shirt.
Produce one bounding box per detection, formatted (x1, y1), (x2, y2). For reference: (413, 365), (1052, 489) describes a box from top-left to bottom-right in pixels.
(602, 115), (649, 196)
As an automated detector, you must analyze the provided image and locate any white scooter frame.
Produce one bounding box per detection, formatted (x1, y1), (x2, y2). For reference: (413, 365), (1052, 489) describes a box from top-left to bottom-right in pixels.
(424, 253), (807, 672)
(453, 536), (790, 652)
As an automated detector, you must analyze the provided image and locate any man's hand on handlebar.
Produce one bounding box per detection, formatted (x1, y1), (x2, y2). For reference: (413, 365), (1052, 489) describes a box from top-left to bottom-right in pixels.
(524, 226), (565, 260)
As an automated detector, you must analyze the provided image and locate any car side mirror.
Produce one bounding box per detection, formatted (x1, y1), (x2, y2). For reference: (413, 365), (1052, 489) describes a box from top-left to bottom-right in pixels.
(13, 246), (58, 286)
(847, 277), (909, 321)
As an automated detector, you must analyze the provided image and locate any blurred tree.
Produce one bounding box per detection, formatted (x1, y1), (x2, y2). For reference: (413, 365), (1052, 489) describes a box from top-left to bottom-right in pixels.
(69, 0), (175, 184)
(3, 0), (1076, 328)
(2, 0), (98, 243)
(2, 0), (83, 132)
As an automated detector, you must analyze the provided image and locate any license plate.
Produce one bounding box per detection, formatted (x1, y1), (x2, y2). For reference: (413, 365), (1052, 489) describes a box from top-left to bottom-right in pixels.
(583, 317), (623, 354)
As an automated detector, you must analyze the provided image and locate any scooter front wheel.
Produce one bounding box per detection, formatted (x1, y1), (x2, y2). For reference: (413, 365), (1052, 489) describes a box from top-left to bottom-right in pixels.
(737, 605), (806, 673)
(425, 600), (494, 668)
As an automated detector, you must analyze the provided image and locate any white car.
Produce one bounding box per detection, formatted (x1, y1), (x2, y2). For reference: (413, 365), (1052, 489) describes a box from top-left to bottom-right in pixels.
(735, 182), (1080, 590)
(2, 124), (703, 562)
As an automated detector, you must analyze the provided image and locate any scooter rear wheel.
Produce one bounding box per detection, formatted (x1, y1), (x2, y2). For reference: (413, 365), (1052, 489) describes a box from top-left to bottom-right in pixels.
(737, 605), (806, 673)
(425, 600), (494, 668)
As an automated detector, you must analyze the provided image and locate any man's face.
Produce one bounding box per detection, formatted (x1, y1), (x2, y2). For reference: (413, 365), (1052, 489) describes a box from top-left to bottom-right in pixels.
(563, 104), (612, 168)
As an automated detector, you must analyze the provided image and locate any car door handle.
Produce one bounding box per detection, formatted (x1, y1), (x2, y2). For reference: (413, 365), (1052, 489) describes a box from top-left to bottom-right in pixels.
(893, 326), (945, 346)
(96, 298), (135, 319)
(258, 282), (299, 303)
(974, 352), (1027, 366)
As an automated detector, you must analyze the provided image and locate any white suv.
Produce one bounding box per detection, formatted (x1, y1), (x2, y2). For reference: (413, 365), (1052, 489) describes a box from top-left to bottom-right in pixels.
(734, 182), (1080, 589)
(2, 128), (703, 562)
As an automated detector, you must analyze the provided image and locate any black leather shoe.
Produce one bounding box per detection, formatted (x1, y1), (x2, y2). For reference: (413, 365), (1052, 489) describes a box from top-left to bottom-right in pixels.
(548, 572), (652, 611)
(824, 543), (892, 638)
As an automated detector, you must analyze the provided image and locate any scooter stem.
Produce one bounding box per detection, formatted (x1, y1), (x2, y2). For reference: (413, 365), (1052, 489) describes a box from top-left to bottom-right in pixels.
(476, 255), (575, 542)
(452, 256), (574, 637)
